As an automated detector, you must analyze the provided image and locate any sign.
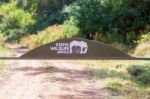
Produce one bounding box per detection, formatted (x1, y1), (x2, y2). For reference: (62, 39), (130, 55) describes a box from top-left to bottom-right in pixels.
(49, 40), (88, 54)
(0, 38), (150, 60)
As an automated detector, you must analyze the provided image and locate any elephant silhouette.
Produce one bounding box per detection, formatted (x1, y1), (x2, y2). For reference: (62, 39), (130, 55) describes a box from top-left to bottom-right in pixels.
(70, 40), (88, 54)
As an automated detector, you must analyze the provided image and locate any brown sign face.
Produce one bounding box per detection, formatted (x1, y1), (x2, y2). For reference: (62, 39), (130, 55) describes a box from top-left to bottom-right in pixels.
(20, 38), (133, 59)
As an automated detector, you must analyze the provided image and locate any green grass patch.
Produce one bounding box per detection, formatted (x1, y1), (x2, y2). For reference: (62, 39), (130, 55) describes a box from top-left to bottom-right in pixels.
(105, 82), (123, 91)
(86, 67), (128, 80)
(127, 64), (150, 85)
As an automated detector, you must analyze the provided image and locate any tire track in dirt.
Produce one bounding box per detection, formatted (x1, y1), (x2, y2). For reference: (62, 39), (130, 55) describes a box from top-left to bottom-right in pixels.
(40, 60), (105, 99)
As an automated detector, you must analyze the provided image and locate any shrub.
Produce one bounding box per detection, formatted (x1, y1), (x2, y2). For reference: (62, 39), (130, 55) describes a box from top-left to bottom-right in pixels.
(20, 25), (66, 48)
(63, 16), (80, 38)
(137, 33), (150, 44)
(127, 65), (147, 77)
(138, 71), (150, 85)
(65, 0), (150, 44)
(134, 33), (150, 57)
(0, 34), (6, 46)
(127, 65), (150, 85)
(66, 0), (104, 34)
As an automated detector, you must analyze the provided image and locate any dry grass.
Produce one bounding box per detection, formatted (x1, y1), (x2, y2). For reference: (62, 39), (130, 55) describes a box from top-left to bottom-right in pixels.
(0, 46), (12, 57)
(82, 60), (150, 99)
(134, 42), (150, 57)
(0, 46), (11, 73)
(0, 61), (5, 73)
(20, 25), (66, 49)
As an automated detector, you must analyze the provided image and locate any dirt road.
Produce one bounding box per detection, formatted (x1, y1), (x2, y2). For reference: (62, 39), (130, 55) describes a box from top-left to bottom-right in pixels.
(0, 45), (105, 99)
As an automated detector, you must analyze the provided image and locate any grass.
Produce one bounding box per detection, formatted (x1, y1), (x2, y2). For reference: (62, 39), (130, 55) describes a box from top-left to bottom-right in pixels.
(127, 65), (150, 85)
(105, 81), (123, 91)
(20, 25), (66, 49)
(83, 60), (150, 99)
(0, 61), (5, 73)
(0, 45), (11, 73)
(0, 45), (12, 57)
(134, 42), (150, 57)
(85, 67), (128, 80)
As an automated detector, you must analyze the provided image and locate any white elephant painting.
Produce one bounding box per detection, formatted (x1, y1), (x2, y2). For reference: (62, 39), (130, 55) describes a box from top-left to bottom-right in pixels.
(70, 40), (88, 54)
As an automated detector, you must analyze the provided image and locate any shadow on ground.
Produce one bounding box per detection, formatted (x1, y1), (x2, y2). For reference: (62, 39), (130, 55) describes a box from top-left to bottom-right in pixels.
(13, 66), (105, 99)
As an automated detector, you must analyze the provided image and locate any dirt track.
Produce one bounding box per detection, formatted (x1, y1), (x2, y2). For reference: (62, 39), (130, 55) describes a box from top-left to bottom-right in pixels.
(0, 45), (105, 99)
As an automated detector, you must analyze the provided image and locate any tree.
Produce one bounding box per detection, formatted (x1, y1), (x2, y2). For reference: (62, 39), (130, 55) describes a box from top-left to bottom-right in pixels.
(0, 2), (35, 41)
(65, 0), (150, 44)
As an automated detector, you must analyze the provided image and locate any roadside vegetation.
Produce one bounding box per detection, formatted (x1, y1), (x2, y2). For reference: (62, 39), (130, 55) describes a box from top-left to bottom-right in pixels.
(84, 60), (150, 99)
(0, 0), (149, 47)
(0, 61), (6, 73)
(0, 34), (12, 57)
(0, 35), (11, 73)
(0, 46), (11, 74)
(0, 45), (9, 73)
(0, 0), (149, 98)
(134, 33), (150, 57)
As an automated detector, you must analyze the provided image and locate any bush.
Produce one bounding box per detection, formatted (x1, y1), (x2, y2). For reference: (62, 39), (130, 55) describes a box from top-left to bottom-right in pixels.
(20, 25), (66, 48)
(66, 0), (104, 34)
(0, 2), (35, 41)
(65, 0), (150, 44)
(127, 65), (147, 77)
(137, 33), (150, 44)
(63, 16), (80, 38)
(134, 33), (150, 57)
(127, 65), (150, 85)
(138, 71), (150, 85)
(0, 34), (6, 46)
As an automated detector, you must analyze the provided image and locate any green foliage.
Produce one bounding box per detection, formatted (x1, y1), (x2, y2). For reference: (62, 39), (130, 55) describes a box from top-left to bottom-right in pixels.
(65, 0), (150, 44)
(20, 25), (65, 48)
(105, 82), (123, 90)
(67, 0), (103, 34)
(134, 33), (150, 57)
(127, 65), (147, 77)
(86, 67), (128, 79)
(0, 0), (9, 3)
(63, 16), (80, 38)
(0, 0), (150, 47)
(128, 65), (150, 85)
(0, 2), (35, 41)
(138, 33), (150, 44)
(138, 71), (150, 85)
(0, 34), (6, 45)
(15, 0), (76, 31)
